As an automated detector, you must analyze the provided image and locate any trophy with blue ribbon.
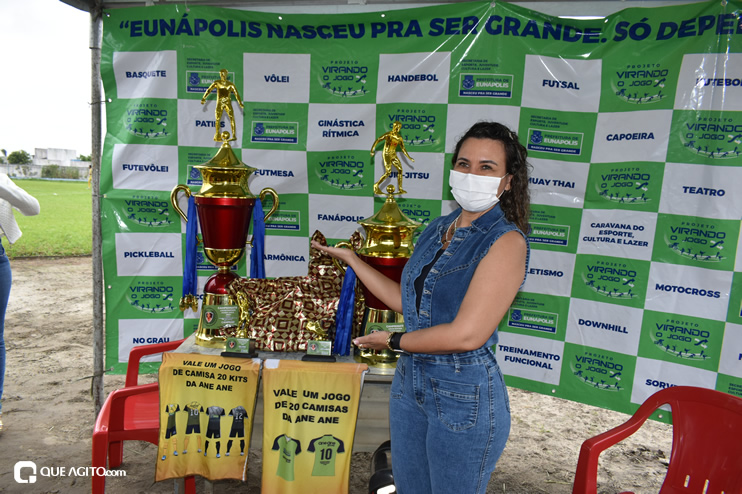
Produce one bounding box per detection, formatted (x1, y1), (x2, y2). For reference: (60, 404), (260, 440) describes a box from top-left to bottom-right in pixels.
(171, 71), (279, 348)
(171, 135), (278, 348)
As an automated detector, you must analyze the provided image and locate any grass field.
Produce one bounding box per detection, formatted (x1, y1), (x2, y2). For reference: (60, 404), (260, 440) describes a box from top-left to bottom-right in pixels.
(6, 179), (92, 258)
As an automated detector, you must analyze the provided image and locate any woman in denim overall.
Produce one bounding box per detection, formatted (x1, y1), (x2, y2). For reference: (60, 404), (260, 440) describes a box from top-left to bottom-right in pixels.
(313, 121), (531, 493)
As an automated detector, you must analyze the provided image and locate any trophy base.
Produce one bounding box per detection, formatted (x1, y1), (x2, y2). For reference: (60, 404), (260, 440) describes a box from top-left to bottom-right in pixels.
(356, 307), (405, 368)
(195, 271), (245, 349)
(222, 337), (257, 357)
(306, 339), (333, 357)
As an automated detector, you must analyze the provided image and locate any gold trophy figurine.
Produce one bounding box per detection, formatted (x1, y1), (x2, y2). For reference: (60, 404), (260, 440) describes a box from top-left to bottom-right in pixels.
(305, 321), (333, 358)
(371, 121), (414, 195)
(306, 321), (330, 341)
(201, 68), (243, 142)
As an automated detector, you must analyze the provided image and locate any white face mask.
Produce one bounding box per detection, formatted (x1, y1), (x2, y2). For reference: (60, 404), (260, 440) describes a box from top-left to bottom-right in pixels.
(449, 169), (507, 213)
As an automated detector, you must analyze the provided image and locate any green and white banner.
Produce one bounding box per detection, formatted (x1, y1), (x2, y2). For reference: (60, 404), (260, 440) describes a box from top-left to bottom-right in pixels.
(101, 0), (742, 416)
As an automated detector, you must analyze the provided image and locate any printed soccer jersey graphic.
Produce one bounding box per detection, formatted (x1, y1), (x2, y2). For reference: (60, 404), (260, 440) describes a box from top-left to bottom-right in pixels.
(156, 353), (261, 483)
(161, 403), (180, 460)
(272, 434), (302, 481)
(226, 405), (248, 456)
(182, 401), (203, 454)
(308, 434), (345, 476)
(204, 405), (225, 458)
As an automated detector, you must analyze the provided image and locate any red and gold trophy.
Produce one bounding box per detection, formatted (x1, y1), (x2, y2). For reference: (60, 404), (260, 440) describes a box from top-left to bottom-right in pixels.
(171, 135), (278, 348)
(355, 122), (421, 366)
(171, 70), (279, 348)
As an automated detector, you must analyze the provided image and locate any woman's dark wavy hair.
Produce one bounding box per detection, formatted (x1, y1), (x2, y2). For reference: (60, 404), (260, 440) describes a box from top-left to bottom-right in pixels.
(451, 121), (531, 234)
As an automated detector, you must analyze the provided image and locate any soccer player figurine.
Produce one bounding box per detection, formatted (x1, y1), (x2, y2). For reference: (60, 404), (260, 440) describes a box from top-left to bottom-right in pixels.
(161, 403), (180, 460)
(370, 121), (414, 195)
(234, 290), (252, 339)
(305, 320), (329, 341)
(204, 405), (225, 458)
(226, 405), (248, 456)
(182, 401), (204, 454)
(201, 68), (244, 142)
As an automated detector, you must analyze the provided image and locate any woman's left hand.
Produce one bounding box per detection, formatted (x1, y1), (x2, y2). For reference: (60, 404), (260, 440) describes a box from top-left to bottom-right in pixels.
(353, 331), (391, 351)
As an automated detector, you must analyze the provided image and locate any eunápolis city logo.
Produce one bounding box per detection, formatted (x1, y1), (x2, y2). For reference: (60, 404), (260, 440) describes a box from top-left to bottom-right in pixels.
(459, 73), (513, 98)
(528, 129), (583, 156)
(528, 222), (569, 247)
(251, 121), (300, 144)
(186, 70), (221, 94)
(508, 308), (558, 334)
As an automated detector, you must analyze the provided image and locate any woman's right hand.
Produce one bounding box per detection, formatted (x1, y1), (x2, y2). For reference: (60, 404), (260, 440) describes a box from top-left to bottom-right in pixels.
(310, 240), (357, 266)
(312, 239), (404, 313)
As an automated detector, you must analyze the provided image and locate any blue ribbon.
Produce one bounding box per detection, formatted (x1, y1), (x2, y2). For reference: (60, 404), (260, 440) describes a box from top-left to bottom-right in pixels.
(333, 266), (356, 356)
(182, 194), (198, 303)
(250, 198), (266, 279)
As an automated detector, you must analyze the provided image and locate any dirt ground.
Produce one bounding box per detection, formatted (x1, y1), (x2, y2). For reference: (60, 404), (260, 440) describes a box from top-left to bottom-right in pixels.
(0, 256), (673, 493)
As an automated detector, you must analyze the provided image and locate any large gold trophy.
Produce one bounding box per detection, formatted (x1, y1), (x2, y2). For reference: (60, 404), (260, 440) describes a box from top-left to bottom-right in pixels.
(171, 70), (278, 348)
(355, 122), (421, 366)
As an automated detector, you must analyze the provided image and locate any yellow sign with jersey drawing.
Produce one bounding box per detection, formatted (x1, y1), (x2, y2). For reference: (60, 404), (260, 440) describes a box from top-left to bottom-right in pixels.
(156, 352), (261, 483)
(261, 359), (368, 494)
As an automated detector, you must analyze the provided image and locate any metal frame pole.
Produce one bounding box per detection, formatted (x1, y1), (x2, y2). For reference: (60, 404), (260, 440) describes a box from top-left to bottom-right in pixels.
(90, 0), (105, 414)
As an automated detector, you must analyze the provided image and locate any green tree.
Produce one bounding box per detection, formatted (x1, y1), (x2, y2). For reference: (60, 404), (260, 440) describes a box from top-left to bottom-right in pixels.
(78, 154), (92, 161)
(7, 150), (31, 164)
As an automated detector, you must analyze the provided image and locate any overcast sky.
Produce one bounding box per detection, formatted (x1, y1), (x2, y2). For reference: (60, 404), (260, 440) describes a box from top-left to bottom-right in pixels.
(1, 1), (92, 157)
(0, 0), (694, 159)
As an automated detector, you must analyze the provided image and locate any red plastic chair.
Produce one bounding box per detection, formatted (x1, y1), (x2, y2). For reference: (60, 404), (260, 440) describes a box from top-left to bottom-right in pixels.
(92, 339), (195, 493)
(124, 339), (185, 387)
(572, 386), (742, 494)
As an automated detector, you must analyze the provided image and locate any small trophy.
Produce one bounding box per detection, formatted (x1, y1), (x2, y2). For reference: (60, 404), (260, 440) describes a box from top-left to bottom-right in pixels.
(303, 321), (335, 362)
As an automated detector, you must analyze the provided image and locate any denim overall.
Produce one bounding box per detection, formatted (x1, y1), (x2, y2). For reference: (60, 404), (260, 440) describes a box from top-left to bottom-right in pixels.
(390, 204), (529, 494)
(0, 240), (10, 415)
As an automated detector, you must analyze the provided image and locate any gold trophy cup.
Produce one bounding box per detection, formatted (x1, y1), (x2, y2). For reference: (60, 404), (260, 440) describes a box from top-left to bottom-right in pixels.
(171, 134), (278, 348)
(355, 186), (421, 366)
(352, 123), (420, 366)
